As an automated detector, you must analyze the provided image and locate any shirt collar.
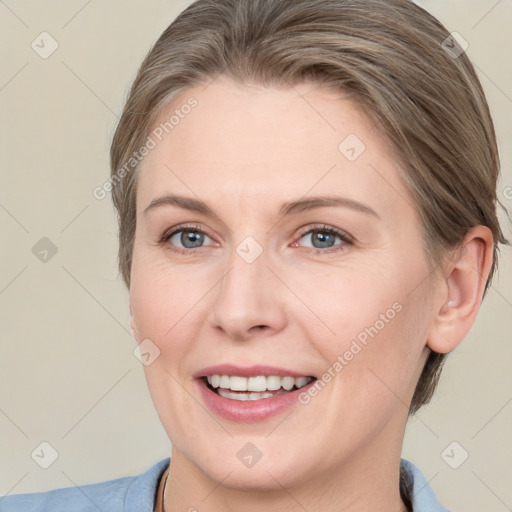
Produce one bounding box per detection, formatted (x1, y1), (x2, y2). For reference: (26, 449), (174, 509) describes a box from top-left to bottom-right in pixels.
(126, 457), (450, 512)
(401, 459), (452, 511)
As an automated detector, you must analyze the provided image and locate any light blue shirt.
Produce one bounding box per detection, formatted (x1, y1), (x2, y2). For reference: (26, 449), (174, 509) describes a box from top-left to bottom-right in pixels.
(0, 457), (450, 511)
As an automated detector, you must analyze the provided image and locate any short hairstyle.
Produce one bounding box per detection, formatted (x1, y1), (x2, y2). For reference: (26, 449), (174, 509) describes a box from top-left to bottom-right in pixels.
(110, 0), (508, 416)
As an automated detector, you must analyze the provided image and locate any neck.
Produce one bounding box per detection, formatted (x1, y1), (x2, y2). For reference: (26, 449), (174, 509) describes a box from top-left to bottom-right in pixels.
(164, 420), (408, 512)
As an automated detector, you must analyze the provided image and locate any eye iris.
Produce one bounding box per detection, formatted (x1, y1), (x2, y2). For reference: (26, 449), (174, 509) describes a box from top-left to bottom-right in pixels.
(312, 231), (335, 248)
(182, 231), (204, 248)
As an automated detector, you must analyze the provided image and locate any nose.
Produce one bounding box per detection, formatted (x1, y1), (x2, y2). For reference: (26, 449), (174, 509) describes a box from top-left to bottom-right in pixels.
(208, 246), (287, 342)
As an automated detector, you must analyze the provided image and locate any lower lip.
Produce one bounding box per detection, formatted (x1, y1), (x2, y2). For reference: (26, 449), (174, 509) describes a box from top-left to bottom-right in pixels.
(195, 378), (316, 423)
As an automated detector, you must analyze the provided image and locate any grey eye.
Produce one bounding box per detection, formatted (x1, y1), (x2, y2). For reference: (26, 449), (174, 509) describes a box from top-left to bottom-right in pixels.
(300, 230), (341, 249)
(170, 230), (211, 249)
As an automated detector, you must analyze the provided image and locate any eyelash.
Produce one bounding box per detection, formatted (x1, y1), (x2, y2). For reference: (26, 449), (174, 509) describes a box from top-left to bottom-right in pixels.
(296, 224), (353, 255)
(159, 223), (353, 256)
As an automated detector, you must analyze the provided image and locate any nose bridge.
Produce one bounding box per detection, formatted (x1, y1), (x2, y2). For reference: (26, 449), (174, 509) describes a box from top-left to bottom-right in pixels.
(209, 237), (286, 340)
(219, 240), (269, 315)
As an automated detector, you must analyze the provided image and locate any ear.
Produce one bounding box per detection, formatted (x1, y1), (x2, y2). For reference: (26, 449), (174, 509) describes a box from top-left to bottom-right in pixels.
(427, 226), (494, 354)
(129, 300), (138, 339)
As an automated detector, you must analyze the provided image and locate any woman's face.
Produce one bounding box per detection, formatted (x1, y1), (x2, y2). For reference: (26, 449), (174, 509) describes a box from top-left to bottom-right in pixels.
(130, 77), (439, 490)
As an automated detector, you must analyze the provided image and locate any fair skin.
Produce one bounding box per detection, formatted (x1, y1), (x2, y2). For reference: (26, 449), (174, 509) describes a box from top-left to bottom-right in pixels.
(129, 77), (493, 512)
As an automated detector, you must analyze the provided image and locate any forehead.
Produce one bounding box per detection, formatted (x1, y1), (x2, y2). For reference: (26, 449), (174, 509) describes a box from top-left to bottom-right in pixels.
(146, 78), (378, 166)
(137, 77), (416, 223)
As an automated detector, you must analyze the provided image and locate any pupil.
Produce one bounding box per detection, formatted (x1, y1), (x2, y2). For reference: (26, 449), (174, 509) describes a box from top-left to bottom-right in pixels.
(182, 231), (203, 248)
(313, 231), (334, 248)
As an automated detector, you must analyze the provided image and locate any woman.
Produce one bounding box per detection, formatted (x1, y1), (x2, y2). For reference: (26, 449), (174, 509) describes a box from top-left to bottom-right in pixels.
(1, 0), (507, 511)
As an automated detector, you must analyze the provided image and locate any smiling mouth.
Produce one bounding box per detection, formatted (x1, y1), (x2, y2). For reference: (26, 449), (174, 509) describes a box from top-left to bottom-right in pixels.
(202, 374), (316, 401)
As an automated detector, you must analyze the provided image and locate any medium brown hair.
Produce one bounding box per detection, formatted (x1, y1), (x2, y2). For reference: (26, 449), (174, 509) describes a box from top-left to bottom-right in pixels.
(110, 0), (507, 420)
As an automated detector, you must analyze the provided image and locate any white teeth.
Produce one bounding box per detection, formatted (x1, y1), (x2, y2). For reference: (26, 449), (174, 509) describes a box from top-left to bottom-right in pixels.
(230, 376), (247, 391)
(219, 375), (230, 388)
(266, 375), (282, 391)
(281, 376), (295, 391)
(295, 376), (309, 388)
(217, 388), (289, 401)
(248, 376), (267, 392)
(205, 374), (313, 394)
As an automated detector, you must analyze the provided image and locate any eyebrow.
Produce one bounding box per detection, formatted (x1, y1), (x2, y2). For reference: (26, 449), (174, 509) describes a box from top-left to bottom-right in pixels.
(143, 194), (380, 219)
(279, 196), (379, 218)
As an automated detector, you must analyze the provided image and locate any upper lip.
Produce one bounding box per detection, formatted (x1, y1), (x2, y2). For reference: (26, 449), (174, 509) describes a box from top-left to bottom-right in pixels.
(193, 364), (315, 379)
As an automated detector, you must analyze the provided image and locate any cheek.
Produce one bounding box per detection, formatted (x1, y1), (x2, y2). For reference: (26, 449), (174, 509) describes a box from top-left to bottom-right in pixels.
(291, 261), (402, 345)
(129, 254), (205, 435)
(129, 249), (207, 342)
(296, 259), (430, 400)
(343, 290), (431, 410)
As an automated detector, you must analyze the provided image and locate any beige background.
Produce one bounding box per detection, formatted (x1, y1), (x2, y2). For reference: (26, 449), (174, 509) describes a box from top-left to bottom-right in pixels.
(0, 1), (511, 510)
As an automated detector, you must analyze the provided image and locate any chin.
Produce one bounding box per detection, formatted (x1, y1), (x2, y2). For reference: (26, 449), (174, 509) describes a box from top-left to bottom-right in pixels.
(201, 459), (307, 493)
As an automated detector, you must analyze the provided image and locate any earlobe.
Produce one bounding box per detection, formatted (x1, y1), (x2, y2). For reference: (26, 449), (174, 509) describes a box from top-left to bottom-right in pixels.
(129, 301), (138, 340)
(427, 226), (494, 354)
(130, 317), (137, 340)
